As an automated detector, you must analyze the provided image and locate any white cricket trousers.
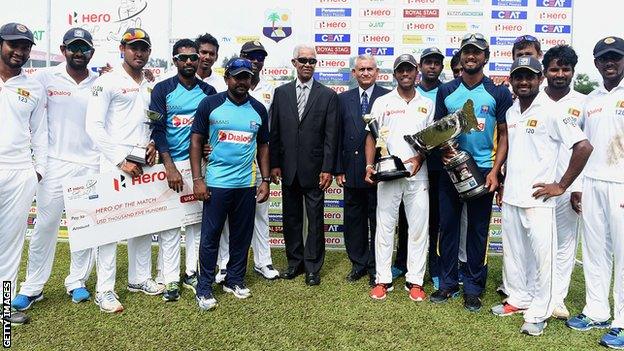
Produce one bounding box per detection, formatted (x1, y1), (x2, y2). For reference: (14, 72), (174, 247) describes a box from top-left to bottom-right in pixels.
(553, 192), (579, 305)
(95, 161), (154, 292)
(581, 178), (624, 328)
(18, 158), (96, 296)
(375, 178), (429, 285)
(217, 179), (273, 269)
(155, 222), (200, 283)
(0, 168), (37, 297)
(502, 204), (556, 323)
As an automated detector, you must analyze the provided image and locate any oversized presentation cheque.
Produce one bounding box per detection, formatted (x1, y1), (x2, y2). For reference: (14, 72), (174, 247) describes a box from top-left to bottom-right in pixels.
(63, 160), (202, 252)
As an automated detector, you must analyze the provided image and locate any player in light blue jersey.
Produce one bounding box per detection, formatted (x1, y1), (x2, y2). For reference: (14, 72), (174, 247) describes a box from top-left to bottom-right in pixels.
(430, 33), (512, 313)
(190, 58), (270, 310)
(150, 39), (216, 301)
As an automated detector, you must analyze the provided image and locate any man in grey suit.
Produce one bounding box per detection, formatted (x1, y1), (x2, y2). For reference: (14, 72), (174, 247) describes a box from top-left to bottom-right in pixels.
(335, 55), (390, 286)
(269, 44), (339, 286)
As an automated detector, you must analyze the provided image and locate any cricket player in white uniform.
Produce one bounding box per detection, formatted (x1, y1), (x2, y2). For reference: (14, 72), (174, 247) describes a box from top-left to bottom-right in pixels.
(539, 45), (587, 320)
(491, 57), (592, 336)
(215, 40), (279, 283)
(85, 28), (161, 313)
(12, 28), (98, 312)
(565, 36), (624, 350)
(0, 22), (47, 325)
(364, 54), (433, 301)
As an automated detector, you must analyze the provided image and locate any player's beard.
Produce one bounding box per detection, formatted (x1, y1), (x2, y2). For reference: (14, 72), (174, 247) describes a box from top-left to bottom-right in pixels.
(67, 56), (88, 71)
(462, 61), (485, 75)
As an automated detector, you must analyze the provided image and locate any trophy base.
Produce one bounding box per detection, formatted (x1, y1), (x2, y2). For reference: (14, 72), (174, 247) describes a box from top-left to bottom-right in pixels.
(444, 150), (488, 200)
(126, 146), (147, 165)
(373, 155), (410, 182)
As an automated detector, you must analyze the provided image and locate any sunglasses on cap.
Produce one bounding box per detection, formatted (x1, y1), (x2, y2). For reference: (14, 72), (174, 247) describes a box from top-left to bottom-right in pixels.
(462, 33), (486, 41)
(173, 53), (199, 62)
(296, 57), (317, 65)
(65, 42), (93, 55)
(226, 58), (253, 72)
(122, 29), (146, 42)
(514, 35), (538, 43)
(242, 52), (266, 62)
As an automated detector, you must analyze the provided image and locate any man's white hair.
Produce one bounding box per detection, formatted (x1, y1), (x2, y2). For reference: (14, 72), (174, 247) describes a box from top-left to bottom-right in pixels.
(353, 54), (377, 68)
(292, 44), (316, 58)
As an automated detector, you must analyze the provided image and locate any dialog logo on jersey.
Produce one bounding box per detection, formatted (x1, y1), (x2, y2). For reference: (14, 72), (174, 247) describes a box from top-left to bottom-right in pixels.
(113, 175), (126, 192)
(48, 90), (72, 97)
(172, 115), (194, 127)
(218, 130), (253, 144)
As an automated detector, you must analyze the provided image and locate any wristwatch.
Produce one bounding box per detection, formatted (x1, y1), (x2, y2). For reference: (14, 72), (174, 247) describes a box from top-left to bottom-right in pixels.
(261, 177), (271, 183)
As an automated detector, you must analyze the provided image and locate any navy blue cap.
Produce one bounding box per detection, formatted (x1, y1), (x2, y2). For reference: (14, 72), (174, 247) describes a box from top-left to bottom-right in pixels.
(225, 57), (253, 76)
(593, 36), (624, 58)
(420, 47), (444, 61)
(0, 23), (35, 44)
(63, 28), (93, 47)
(510, 56), (543, 75)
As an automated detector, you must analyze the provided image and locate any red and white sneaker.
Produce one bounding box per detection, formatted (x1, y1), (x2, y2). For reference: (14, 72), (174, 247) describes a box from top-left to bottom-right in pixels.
(370, 283), (394, 300)
(405, 282), (426, 302)
(491, 302), (526, 316)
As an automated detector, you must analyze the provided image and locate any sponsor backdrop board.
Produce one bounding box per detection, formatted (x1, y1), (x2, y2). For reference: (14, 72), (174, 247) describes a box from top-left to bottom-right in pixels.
(10, 0), (568, 254)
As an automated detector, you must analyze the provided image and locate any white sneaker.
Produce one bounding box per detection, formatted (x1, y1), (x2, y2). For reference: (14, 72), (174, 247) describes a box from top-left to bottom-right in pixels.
(223, 284), (251, 299)
(215, 269), (227, 284)
(552, 303), (570, 320)
(254, 265), (279, 280)
(196, 293), (218, 311)
(127, 278), (165, 295)
(95, 291), (124, 313)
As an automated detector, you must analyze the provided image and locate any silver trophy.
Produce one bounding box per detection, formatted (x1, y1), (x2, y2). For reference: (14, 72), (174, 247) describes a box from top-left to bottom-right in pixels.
(363, 114), (410, 182)
(404, 99), (488, 200)
(126, 109), (163, 165)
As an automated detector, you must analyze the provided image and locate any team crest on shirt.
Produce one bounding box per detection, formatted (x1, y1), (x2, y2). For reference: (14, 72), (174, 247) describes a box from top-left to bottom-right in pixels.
(249, 120), (260, 131)
(527, 119), (538, 127)
(418, 106), (428, 114)
(480, 105), (489, 114)
(568, 108), (580, 117)
(17, 88), (30, 98)
(616, 101), (624, 116)
(262, 93), (271, 104)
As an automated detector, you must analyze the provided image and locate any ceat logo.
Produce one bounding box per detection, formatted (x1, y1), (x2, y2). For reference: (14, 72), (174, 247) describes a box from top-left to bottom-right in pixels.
(113, 175), (126, 192)
(537, 0), (572, 8)
(48, 89), (71, 97)
(535, 24), (571, 33)
(172, 115), (193, 127)
(314, 34), (351, 43)
(218, 130), (253, 144)
(492, 10), (527, 19)
(357, 46), (394, 56)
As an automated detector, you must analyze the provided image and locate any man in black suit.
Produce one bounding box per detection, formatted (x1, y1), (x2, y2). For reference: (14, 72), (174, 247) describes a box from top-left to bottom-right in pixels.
(269, 45), (339, 286)
(335, 55), (390, 286)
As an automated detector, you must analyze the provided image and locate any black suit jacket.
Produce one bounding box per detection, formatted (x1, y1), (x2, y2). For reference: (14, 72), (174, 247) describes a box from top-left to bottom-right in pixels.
(269, 80), (339, 188)
(335, 85), (390, 188)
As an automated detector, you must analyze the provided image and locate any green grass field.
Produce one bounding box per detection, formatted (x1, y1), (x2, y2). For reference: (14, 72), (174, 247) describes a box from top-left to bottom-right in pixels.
(9, 241), (607, 351)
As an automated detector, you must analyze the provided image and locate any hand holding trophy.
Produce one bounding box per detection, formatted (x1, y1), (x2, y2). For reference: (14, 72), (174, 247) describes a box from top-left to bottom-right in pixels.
(363, 113), (410, 182)
(126, 109), (163, 165)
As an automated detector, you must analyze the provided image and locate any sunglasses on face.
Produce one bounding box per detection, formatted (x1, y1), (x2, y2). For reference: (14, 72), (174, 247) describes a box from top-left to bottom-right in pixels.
(296, 57), (317, 65)
(462, 33), (486, 41)
(173, 53), (199, 62)
(243, 52), (266, 62)
(66, 43), (93, 55)
(514, 35), (538, 43)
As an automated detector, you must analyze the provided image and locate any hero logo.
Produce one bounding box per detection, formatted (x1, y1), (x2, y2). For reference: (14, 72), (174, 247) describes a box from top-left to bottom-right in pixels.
(403, 22), (437, 31)
(492, 23), (526, 32)
(535, 24), (571, 33)
(172, 115), (193, 127)
(314, 34), (351, 43)
(113, 175), (126, 192)
(132, 171), (167, 185)
(218, 130), (253, 144)
(328, 85), (349, 93)
(67, 11), (111, 24)
(317, 59), (349, 68)
(491, 49), (512, 59)
(541, 37), (568, 46)
(404, 0), (438, 3)
(491, 10), (527, 19)
(262, 68), (291, 76)
(403, 9), (439, 18)
(47, 90), (71, 97)
(537, 0), (572, 8)
(359, 34), (393, 44)
(358, 47), (394, 56)
(315, 20), (351, 29)
(360, 8), (394, 17)
(538, 11), (568, 20)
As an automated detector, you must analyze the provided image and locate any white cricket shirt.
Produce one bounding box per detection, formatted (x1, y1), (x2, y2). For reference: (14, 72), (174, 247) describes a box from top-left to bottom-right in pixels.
(0, 70), (47, 176)
(368, 88), (434, 181)
(503, 92), (587, 208)
(249, 77), (274, 111)
(583, 78), (624, 183)
(202, 71), (226, 92)
(34, 63), (99, 167)
(85, 65), (154, 167)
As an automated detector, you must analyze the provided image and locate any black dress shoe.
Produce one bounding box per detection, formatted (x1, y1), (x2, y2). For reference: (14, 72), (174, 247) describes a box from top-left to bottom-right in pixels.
(280, 266), (304, 280)
(368, 274), (376, 287)
(464, 294), (482, 312)
(5, 310), (30, 325)
(305, 273), (321, 286)
(345, 269), (366, 282)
